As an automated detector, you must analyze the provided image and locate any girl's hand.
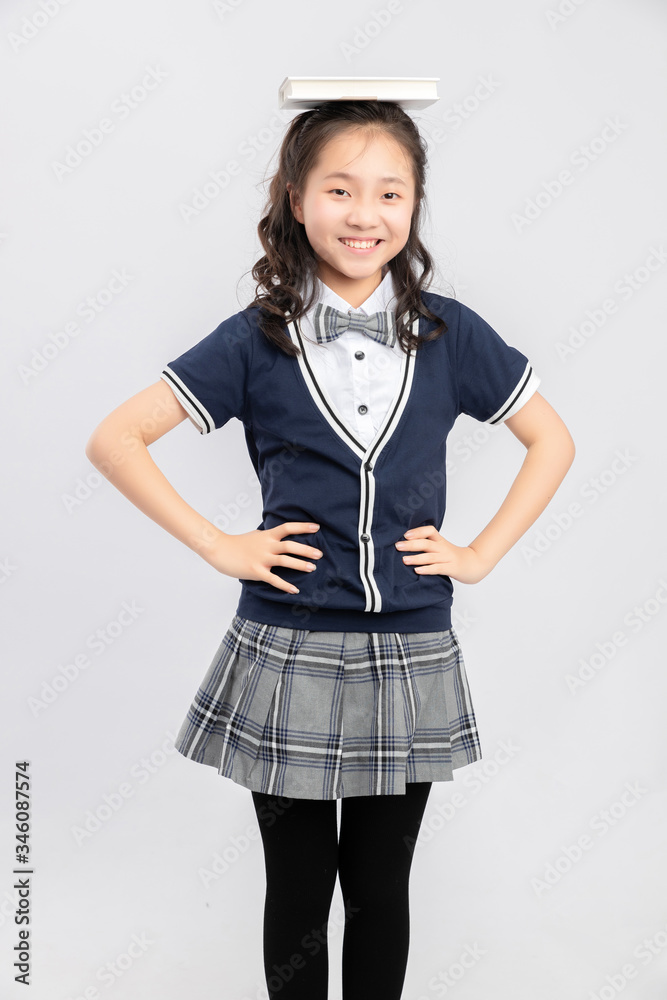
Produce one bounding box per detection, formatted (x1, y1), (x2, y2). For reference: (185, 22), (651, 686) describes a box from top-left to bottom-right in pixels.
(395, 525), (491, 585)
(203, 521), (323, 594)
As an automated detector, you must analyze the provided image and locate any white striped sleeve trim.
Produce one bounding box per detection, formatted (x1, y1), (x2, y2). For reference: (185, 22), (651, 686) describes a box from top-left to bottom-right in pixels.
(486, 364), (541, 425)
(160, 367), (215, 435)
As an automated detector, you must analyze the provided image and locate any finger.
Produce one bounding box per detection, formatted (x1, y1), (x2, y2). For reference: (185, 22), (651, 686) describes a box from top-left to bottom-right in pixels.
(272, 521), (320, 537)
(262, 570), (302, 594)
(281, 539), (323, 558)
(412, 559), (448, 574)
(397, 539), (434, 552)
(269, 553), (317, 573)
(403, 525), (434, 537)
(399, 530), (431, 544)
(401, 553), (436, 569)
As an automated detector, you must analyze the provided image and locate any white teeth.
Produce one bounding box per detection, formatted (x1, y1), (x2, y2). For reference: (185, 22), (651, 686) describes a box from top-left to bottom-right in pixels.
(341, 238), (380, 249)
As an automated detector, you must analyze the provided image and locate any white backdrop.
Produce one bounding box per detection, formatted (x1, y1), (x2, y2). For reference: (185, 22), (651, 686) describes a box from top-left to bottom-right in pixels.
(2, 1), (667, 998)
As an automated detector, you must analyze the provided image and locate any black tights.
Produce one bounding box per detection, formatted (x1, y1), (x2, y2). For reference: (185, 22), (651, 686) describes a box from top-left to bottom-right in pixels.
(251, 782), (432, 999)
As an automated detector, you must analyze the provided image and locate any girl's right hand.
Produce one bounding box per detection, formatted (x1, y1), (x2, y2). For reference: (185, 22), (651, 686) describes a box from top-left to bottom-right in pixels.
(203, 522), (323, 594)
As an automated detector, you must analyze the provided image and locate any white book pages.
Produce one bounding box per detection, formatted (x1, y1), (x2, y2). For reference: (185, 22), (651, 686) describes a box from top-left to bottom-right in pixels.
(278, 76), (440, 110)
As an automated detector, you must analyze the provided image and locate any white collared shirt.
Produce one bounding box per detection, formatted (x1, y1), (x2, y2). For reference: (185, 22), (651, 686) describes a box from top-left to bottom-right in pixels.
(297, 270), (405, 448)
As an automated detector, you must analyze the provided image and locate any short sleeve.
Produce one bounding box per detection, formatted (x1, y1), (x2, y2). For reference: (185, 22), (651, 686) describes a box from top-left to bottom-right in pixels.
(455, 302), (541, 424)
(159, 311), (253, 434)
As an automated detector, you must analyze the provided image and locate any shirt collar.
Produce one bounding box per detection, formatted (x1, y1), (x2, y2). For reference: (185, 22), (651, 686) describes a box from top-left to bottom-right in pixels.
(310, 268), (398, 316)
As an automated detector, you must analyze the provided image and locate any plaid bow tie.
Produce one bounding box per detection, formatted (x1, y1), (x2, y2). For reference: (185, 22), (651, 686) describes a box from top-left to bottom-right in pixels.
(313, 303), (397, 348)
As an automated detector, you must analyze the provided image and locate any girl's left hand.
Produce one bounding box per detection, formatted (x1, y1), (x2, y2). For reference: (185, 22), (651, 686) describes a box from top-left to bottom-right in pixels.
(395, 526), (492, 585)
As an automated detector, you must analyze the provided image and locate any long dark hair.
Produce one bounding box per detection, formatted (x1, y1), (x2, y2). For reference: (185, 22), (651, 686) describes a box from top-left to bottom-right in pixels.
(247, 100), (447, 357)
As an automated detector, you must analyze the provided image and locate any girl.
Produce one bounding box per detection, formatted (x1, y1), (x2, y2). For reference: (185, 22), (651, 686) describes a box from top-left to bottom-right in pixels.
(85, 99), (575, 999)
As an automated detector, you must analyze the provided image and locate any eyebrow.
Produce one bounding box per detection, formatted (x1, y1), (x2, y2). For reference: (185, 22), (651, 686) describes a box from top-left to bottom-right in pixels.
(322, 171), (408, 187)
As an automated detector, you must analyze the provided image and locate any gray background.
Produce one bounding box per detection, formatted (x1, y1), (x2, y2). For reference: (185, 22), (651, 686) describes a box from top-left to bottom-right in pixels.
(1, 0), (666, 997)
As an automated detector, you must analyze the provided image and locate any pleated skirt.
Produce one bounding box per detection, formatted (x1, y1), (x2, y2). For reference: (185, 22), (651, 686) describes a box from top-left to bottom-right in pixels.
(174, 614), (483, 800)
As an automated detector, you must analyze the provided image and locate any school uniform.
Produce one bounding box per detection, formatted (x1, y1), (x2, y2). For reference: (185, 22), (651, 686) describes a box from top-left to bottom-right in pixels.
(161, 271), (540, 799)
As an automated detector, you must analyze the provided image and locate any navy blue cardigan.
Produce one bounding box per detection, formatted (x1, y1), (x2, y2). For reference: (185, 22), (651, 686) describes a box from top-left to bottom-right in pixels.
(160, 292), (539, 632)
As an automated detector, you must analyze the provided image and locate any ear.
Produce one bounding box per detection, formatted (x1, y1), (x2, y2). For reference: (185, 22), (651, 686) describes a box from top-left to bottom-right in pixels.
(286, 182), (304, 224)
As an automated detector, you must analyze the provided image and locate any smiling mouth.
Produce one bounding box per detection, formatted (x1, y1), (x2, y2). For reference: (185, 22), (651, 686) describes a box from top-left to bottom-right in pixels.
(339, 238), (383, 249)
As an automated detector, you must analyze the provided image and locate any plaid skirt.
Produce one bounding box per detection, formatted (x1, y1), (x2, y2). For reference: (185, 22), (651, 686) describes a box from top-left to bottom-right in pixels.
(174, 614), (483, 800)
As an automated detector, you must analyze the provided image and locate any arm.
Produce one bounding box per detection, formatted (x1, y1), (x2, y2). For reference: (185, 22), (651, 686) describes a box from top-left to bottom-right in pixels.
(84, 380), (322, 590)
(84, 380), (227, 559)
(394, 392), (576, 583)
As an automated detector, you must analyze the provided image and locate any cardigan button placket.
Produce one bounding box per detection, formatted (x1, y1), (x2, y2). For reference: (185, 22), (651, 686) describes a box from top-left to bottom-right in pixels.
(282, 310), (424, 615)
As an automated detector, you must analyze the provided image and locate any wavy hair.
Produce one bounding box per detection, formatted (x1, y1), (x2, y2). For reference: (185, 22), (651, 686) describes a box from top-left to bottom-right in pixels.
(247, 100), (447, 357)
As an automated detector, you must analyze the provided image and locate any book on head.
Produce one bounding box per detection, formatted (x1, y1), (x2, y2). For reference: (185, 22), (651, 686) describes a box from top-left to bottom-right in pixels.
(278, 76), (440, 111)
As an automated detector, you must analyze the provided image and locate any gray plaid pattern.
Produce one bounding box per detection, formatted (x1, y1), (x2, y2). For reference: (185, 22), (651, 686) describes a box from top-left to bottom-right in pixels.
(174, 615), (483, 800)
(312, 302), (398, 348)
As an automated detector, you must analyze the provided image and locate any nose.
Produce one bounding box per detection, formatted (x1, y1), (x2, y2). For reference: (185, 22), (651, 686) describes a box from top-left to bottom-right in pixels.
(344, 198), (381, 231)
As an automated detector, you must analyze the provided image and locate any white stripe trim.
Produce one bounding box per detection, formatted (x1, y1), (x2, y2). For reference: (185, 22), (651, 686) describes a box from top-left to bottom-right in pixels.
(486, 364), (541, 425)
(286, 320), (366, 458)
(286, 314), (419, 614)
(267, 672), (284, 795)
(370, 634), (383, 794)
(360, 321), (418, 611)
(358, 472), (375, 610)
(397, 633), (418, 734)
(237, 741), (413, 758)
(160, 368), (215, 435)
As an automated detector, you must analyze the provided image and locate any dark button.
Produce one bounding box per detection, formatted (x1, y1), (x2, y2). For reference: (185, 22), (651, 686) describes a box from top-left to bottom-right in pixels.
(354, 350), (365, 360)
(364, 461), (373, 471)
(358, 404), (368, 415)
(360, 533), (370, 543)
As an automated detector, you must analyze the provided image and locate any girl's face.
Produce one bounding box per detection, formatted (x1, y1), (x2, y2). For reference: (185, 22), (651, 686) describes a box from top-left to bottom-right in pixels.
(288, 128), (417, 305)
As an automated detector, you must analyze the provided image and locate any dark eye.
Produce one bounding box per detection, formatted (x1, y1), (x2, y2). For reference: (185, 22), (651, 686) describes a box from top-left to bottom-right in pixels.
(383, 192), (399, 200)
(331, 188), (349, 196)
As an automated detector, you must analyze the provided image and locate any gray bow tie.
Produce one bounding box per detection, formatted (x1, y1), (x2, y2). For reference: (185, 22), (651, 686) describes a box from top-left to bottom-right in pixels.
(313, 303), (397, 348)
